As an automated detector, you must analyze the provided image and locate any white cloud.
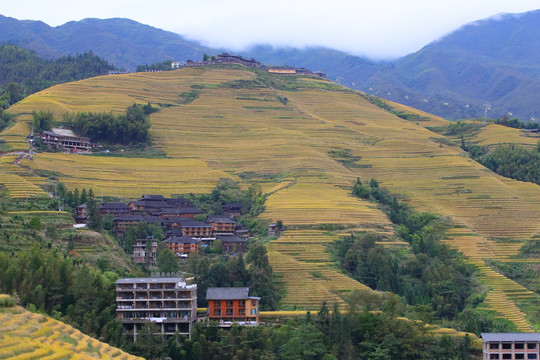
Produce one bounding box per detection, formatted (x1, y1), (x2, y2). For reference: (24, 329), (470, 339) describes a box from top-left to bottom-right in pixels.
(2, 0), (538, 59)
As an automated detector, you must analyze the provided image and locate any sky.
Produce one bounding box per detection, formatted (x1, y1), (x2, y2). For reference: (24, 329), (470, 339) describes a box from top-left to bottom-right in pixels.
(2, 0), (539, 59)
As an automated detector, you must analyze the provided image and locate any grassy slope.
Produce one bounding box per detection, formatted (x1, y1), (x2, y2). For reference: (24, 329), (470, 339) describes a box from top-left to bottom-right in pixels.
(1, 67), (539, 330)
(0, 295), (143, 360)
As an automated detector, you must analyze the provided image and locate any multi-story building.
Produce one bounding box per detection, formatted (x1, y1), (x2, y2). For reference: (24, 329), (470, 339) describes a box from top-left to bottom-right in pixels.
(115, 277), (197, 340)
(206, 287), (260, 327)
(132, 237), (158, 267)
(481, 333), (540, 360)
(164, 236), (201, 258)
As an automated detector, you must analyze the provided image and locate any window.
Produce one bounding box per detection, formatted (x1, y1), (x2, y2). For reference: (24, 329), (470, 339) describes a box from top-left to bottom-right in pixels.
(251, 309), (256, 315)
(515, 355), (524, 360)
(251, 300), (256, 306)
(239, 301), (245, 307)
(214, 300), (221, 308)
(226, 300), (234, 307)
(490, 343), (500, 349)
(226, 309), (233, 316)
(515, 343), (525, 349)
(528, 355), (537, 360)
(490, 355), (499, 360)
(503, 355), (512, 360)
(214, 309), (221, 316)
(528, 343), (537, 349)
(502, 343), (512, 350)
(239, 309), (245, 315)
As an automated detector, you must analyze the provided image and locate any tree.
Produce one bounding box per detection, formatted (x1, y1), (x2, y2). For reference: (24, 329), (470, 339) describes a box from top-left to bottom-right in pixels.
(28, 216), (42, 230)
(32, 110), (55, 133)
(133, 321), (166, 359)
(157, 244), (179, 273)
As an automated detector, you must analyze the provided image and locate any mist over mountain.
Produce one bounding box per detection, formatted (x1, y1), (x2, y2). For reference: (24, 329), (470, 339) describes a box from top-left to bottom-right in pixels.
(0, 9), (539, 120)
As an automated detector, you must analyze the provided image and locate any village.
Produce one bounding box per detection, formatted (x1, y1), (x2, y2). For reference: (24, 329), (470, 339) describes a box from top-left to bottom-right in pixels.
(173, 52), (326, 77)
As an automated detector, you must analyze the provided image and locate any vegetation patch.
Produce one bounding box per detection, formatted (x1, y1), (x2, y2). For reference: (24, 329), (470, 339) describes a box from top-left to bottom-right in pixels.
(178, 90), (201, 104)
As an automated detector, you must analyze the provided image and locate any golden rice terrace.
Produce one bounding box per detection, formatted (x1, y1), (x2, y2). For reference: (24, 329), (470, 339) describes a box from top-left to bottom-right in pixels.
(1, 66), (539, 330)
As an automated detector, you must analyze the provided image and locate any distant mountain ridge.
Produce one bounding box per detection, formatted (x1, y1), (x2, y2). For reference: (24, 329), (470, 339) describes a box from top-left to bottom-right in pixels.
(0, 10), (539, 120)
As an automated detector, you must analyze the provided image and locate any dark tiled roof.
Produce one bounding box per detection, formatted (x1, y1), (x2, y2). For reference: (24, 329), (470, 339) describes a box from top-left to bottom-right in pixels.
(164, 236), (200, 244)
(207, 215), (236, 224)
(206, 287), (250, 300)
(143, 216), (166, 224)
(223, 202), (243, 209)
(175, 219), (213, 228)
(101, 202), (130, 209)
(140, 195), (165, 201)
(160, 207), (202, 215)
(481, 333), (540, 342)
(218, 235), (247, 243)
(114, 215), (144, 221)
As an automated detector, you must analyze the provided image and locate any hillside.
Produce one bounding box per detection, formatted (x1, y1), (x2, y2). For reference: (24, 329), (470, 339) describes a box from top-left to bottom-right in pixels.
(1, 67), (539, 331)
(1, 10), (539, 121)
(0, 295), (143, 360)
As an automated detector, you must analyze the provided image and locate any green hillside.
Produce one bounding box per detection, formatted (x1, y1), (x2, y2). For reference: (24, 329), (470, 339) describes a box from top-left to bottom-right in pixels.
(1, 66), (539, 333)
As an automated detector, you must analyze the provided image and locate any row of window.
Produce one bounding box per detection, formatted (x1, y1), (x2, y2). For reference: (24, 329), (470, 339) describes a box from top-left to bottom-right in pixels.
(214, 300), (257, 307)
(489, 354), (537, 359)
(213, 309), (257, 316)
(490, 343), (538, 350)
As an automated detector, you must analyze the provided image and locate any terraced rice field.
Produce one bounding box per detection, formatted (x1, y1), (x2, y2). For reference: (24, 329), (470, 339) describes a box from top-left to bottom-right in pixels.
(0, 156), (49, 199)
(473, 124), (539, 148)
(0, 297), (142, 360)
(267, 229), (373, 309)
(2, 67), (539, 329)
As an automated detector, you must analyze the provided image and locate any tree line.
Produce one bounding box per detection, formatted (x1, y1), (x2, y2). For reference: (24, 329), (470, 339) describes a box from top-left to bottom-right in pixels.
(0, 44), (116, 110)
(125, 304), (480, 360)
(337, 178), (515, 333)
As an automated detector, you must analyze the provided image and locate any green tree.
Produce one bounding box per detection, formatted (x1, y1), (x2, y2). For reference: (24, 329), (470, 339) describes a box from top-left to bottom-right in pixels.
(32, 110), (55, 133)
(28, 216), (42, 230)
(157, 244), (179, 273)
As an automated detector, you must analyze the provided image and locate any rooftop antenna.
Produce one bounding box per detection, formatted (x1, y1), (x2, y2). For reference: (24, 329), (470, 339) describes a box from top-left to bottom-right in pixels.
(482, 104), (491, 126)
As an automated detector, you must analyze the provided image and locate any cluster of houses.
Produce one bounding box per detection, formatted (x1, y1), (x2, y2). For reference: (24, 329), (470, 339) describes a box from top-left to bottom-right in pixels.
(172, 52), (326, 78)
(89, 194), (249, 264)
(115, 275), (260, 340)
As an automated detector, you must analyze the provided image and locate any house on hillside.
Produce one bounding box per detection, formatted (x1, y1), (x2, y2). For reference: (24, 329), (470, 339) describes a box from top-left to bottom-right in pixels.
(164, 236), (201, 258)
(217, 235), (248, 253)
(222, 202), (243, 218)
(481, 333), (540, 359)
(115, 277), (197, 340)
(37, 128), (94, 151)
(132, 236), (158, 267)
(206, 215), (236, 234)
(206, 287), (260, 327)
(100, 202), (131, 217)
(74, 203), (87, 224)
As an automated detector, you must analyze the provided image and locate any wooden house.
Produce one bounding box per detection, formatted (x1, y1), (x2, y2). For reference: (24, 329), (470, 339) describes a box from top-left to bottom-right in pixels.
(206, 287), (260, 326)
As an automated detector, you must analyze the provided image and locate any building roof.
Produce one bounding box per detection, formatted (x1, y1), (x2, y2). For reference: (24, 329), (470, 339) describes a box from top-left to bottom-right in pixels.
(223, 202), (243, 209)
(160, 207), (203, 215)
(218, 235), (247, 243)
(101, 202), (130, 209)
(481, 333), (540, 342)
(140, 195), (165, 201)
(206, 287), (251, 300)
(207, 215), (236, 224)
(114, 215), (144, 221)
(116, 277), (184, 284)
(173, 219), (213, 228)
(164, 236), (200, 244)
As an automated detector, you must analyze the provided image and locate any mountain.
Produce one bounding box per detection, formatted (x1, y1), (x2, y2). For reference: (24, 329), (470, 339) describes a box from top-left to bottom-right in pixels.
(0, 15), (211, 70)
(0, 10), (539, 120)
(363, 10), (540, 121)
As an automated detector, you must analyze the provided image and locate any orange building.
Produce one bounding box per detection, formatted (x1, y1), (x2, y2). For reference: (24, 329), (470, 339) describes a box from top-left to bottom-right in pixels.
(164, 236), (201, 257)
(206, 287), (260, 327)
